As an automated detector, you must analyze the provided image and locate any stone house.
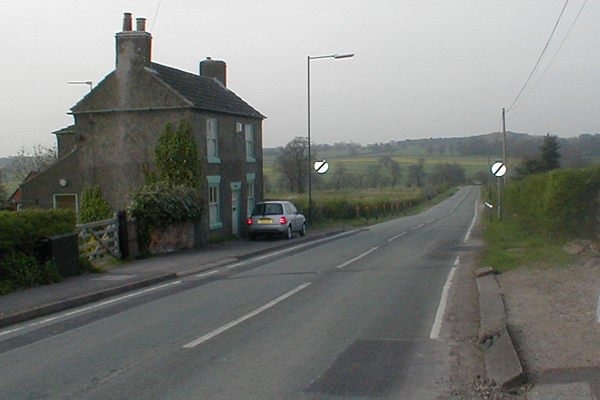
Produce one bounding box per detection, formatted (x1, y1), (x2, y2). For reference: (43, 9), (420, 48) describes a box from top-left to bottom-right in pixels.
(19, 13), (265, 241)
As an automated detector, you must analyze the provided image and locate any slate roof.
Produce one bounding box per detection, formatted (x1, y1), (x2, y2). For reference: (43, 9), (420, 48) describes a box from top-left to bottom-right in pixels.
(149, 62), (265, 119)
(52, 125), (75, 136)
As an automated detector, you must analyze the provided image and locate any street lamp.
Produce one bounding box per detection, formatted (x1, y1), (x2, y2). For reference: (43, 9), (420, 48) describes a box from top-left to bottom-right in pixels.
(307, 53), (354, 225)
(68, 81), (93, 92)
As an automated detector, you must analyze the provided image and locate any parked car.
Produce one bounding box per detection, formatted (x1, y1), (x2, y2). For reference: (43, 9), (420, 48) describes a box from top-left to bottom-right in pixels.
(247, 201), (306, 240)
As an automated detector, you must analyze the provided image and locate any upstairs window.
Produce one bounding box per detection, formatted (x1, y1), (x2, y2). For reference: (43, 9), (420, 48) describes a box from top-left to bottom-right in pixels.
(245, 123), (255, 162)
(207, 118), (220, 163)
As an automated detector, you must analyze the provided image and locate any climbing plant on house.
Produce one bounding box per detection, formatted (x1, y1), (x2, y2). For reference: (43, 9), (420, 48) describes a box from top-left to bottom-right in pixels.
(129, 120), (203, 250)
(79, 185), (113, 224)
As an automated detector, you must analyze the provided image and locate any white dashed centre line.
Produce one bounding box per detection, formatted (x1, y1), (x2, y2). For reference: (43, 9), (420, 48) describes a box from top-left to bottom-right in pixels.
(335, 247), (379, 269)
(183, 282), (312, 348)
(388, 232), (407, 242)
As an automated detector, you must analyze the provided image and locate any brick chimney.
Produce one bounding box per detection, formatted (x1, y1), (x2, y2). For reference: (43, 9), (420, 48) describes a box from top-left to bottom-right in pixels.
(115, 13), (152, 71)
(200, 57), (227, 87)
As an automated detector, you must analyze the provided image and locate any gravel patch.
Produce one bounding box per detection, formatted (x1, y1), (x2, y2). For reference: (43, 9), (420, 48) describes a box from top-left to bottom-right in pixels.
(498, 258), (600, 372)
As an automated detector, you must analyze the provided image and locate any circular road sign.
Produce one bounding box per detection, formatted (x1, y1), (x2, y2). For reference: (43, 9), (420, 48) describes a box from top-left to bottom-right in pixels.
(314, 160), (329, 174)
(491, 161), (507, 177)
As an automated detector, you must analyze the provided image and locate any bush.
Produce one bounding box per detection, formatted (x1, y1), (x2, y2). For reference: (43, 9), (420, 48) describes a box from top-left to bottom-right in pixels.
(129, 182), (203, 250)
(505, 166), (600, 240)
(0, 252), (61, 290)
(79, 185), (112, 224)
(0, 209), (76, 257)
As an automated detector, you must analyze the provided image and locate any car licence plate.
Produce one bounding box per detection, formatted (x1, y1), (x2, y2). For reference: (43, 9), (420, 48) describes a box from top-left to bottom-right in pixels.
(258, 218), (273, 224)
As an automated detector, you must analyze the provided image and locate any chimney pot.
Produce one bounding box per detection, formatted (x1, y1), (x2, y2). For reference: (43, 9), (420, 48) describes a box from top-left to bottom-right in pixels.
(136, 17), (147, 31)
(122, 12), (132, 31)
(200, 58), (227, 87)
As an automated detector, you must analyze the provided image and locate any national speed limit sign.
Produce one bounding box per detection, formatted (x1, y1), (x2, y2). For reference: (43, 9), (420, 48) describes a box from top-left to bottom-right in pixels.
(491, 161), (507, 177)
(314, 160), (329, 174)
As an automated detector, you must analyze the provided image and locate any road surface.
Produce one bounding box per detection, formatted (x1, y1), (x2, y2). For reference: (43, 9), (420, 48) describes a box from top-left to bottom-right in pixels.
(0, 186), (480, 399)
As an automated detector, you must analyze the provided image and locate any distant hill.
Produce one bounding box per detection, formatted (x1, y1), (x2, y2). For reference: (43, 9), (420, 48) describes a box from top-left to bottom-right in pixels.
(265, 132), (600, 168)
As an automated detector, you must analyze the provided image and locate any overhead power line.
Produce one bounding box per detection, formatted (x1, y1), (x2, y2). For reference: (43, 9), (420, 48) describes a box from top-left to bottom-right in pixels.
(150, 0), (164, 32)
(506, 0), (571, 113)
(522, 0), (588, 102)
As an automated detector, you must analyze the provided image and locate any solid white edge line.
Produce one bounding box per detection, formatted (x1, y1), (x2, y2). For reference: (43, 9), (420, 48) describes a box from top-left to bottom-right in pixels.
(226, 262), (244, 269)
(183, 282), (312, 348)
(335, 247), (379, 269)
(463, 199), (479, 242)
(196, 270), (219, 278)
(252, 229), (361, 262)
(15, 280), (183, 331)
(430, 258), (459, 340)
(0, 326), (25, 337)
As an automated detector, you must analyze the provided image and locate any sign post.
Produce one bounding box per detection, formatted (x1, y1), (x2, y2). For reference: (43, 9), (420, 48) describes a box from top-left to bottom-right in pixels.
(490, 161), (507, 220)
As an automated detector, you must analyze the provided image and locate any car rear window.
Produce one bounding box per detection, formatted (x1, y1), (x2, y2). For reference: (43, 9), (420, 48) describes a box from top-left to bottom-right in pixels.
(252, 203), (283, 215)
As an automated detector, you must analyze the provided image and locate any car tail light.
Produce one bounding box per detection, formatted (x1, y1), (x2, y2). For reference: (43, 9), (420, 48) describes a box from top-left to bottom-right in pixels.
(247, 218), (253, 225)
(279, 216), (287, 225)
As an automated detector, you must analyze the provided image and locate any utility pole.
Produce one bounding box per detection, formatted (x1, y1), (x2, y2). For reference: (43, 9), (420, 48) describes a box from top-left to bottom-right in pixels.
(502, 107), (507, 185)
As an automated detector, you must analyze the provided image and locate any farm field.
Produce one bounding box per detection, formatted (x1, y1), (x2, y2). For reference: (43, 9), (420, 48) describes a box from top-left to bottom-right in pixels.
(264, 150), (492, 189)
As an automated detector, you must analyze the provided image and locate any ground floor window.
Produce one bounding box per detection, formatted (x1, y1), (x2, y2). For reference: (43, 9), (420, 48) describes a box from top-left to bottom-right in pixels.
(207, 176), (222, 229)
(53, 194), (78, 214)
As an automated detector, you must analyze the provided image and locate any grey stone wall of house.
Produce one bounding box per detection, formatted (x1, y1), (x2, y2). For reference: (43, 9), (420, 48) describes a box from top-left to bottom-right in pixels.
(55, 131), (77, 158)
(20, 151), (83, 209)
(19, 12), (264, 244)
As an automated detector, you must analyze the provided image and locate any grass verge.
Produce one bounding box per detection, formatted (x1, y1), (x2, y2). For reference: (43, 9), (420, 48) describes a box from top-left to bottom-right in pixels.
(480, 215), (575, 273)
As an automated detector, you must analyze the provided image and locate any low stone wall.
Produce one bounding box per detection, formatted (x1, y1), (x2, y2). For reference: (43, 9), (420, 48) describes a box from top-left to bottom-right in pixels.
(148, 221), (195, 255)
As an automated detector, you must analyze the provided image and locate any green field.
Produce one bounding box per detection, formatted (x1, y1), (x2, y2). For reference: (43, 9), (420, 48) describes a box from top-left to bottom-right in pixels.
(264, 151), (491, 189)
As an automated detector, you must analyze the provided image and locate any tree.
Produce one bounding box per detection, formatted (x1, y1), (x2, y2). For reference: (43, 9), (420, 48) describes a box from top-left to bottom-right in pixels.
(407, 158), (426, 187)
(79, 185), (112, 223)
(379, 155), (401, 188)
(331, 162), (354, 190)
(13, 144), (58, 181)
(515, 134), (561, 178)
(0, 171), (8, 207)
(539, 134), (561, 172)
(275, 137), (313, 193)
(429, 163), (466, 186)
(152, 120), (201, 188)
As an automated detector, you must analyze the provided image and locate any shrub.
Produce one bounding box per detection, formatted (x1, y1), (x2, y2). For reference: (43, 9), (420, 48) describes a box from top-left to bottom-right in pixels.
(0, 209), (76, 257)
(79, 185), (113, 224)
(0, 252), (61, 289)
(129, 182), (203, 250)
(504, 166), (600, 240)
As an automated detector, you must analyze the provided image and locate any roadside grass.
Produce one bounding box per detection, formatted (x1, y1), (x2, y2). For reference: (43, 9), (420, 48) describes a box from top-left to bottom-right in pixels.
(480, 215), (575, 273)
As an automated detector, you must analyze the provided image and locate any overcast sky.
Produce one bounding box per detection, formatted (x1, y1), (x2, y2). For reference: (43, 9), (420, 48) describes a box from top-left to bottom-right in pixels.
(0, 0), (598, 157)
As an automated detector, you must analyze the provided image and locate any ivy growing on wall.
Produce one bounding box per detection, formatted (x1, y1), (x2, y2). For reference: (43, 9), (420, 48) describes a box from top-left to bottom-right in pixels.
(79, 185), (112, 224)
(129, 120), (203, 250)
(148, 120), (201, 188)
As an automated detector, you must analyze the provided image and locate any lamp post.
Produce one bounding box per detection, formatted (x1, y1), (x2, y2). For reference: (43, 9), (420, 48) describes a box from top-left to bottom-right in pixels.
(307, 53), (353, 225)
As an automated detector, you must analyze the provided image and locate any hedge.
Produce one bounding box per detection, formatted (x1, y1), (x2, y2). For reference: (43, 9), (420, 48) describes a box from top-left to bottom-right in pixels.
(0, 209), (76, 257)
(505, 166), (600, 239)
(0, 209), (76, 294)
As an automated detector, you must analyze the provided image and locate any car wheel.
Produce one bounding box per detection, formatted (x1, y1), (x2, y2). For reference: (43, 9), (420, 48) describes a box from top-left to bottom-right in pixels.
(300, 223), (306, 237)
(286, 225), (292, 240)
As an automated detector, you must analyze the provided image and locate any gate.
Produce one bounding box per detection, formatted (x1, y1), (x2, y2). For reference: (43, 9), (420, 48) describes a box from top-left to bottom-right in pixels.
(76, 215), (121, 263)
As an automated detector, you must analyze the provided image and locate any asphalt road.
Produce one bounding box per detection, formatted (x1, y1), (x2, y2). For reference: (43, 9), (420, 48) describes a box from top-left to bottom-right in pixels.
(0, 186), (480, 400)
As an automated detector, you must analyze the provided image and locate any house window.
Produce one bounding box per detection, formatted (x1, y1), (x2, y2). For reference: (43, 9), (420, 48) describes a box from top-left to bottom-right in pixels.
(207, 176), (222, 229)
(246, 173), (256, 217)
(207, 118), (220, 163)
(245, 123), (255, 162)
(53, 194), (78, 214)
